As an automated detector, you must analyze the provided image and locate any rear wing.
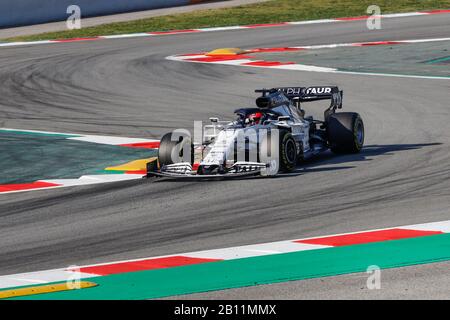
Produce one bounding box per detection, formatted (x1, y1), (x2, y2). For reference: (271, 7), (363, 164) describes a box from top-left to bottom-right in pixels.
(256, 86), (343, 109)
(279, 86), (343, 109)
(255, 86), (343, 121)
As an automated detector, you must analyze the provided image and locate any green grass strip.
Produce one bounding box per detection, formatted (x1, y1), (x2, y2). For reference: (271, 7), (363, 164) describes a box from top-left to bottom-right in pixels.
(6, 0), (450, 42)
(336, 68), (450, 79)
(11, 233), (450, 300)
(425, 55), (450, 64)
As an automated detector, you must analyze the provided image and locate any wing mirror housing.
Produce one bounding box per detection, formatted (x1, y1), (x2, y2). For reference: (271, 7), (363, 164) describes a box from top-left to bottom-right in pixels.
(278, 116), (290, 122)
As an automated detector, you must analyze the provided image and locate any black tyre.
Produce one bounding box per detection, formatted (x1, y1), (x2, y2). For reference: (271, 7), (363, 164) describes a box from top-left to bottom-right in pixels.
(259, 129), (298, 174)
(158, 132), (193, 166)
(327, 112), (364, 154)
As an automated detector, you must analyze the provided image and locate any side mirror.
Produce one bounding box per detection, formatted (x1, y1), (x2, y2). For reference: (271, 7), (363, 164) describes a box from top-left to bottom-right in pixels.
(278, 116), (290, 122)
(209, 117), (219, 123)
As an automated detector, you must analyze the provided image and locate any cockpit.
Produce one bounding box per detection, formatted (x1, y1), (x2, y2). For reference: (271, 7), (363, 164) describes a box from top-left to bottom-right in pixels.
(233, 90), (304, 127)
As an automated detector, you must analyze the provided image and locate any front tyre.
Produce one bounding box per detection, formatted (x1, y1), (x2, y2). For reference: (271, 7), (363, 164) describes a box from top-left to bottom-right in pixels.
(158, 132), (193, 166)
(327, 112), (364, 154)
(259, 129), (298, 175)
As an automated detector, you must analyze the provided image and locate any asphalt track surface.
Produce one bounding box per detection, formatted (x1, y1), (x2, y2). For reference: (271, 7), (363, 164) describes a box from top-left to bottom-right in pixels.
(0, 14), (449, 298)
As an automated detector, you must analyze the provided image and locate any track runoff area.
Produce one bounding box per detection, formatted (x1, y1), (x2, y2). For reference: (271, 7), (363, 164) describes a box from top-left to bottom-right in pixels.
(0, 8), (449, 307)
(0, 219), (449, 300)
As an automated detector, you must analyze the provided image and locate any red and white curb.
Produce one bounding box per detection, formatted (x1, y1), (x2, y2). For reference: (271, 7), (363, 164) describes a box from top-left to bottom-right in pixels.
(167, 37), (450, 80)
(0, 128), (159, 194)
(0, 9), (449, 48)
(0, 219), (448, 290)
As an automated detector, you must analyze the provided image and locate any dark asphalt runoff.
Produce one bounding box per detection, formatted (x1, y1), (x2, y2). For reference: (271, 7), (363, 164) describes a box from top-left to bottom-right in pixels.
(0, 13), (449, 298)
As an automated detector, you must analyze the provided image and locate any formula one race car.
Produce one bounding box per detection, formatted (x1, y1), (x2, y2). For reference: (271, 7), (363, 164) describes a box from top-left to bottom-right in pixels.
(147, 86), (364, 179)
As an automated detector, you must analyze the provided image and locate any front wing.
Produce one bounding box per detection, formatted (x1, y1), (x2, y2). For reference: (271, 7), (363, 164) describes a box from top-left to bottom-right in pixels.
(146, 161), (269, 180)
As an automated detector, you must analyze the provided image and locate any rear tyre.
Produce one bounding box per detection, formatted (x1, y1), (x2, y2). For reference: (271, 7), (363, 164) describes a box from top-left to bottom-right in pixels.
(327, 112), (364, 154)
(259, 129), (297, 175)
(158, 132), (193, 166)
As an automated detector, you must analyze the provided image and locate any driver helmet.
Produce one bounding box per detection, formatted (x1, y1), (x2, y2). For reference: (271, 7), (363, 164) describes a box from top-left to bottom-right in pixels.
(245, 112), (263, 126)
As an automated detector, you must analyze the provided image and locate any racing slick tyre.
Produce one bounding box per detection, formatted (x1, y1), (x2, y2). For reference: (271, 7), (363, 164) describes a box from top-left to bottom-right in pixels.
(158, 131), (193, 166)
(327, 112), (364, 154)
(259, 129), (298, 175)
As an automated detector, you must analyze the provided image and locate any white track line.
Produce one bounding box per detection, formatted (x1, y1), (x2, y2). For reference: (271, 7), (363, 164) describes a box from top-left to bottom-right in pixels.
(0, 128), (159, 145)
(67, 135), (157, 145)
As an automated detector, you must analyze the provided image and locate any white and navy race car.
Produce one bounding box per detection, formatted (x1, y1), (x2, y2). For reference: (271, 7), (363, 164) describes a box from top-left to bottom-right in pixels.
(147, 86), (364, 179)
